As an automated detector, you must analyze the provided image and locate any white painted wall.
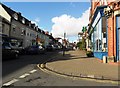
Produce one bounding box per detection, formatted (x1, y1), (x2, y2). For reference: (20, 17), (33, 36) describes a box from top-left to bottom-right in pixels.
(0, 5), (11, 22)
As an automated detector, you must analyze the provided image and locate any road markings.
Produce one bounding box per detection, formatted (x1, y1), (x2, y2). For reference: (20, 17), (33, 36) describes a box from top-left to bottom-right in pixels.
(3, 79), (19, 86)
(19, 73), (30, 79)
(29, 69), (37, 73)
(2, 69), (38, 86)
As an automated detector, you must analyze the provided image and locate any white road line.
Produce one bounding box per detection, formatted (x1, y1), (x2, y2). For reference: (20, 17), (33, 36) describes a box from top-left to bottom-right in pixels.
(19, 73), (30, 79)
(3, 79), (19, 86)
(29, 69), (37, 73)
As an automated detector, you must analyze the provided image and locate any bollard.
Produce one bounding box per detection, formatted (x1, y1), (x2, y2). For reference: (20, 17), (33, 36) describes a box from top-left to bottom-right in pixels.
(103, 56), (107, 63)
(40, 63), (46, 69)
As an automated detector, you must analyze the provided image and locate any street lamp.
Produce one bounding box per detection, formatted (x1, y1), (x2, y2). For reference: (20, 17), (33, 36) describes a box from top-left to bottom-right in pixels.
(63, 32), (66, 56)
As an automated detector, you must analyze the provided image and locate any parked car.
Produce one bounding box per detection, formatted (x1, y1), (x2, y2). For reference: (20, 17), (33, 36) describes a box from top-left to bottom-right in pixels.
(2, 42), (20, 60)
(46, 45), (53, 51)
(25, 45), (45, 55)
(67, 45), (73, 50)
(10, 42), (25, 55)
(53, 45), (60, 50)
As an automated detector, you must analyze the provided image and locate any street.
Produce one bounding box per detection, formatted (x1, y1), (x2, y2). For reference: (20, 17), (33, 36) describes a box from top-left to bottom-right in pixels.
(2, 51), (118, 86)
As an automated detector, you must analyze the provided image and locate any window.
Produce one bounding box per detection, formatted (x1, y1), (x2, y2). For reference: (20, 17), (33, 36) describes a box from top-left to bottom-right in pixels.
(92, 17), (107, 52)
(27, 33), (29, 36)
(13, 27), (16, 33)
(93, 18), (102, 52)
(14, 14), (18, 20)
(102, 17), (107, 52)
(2, 24), (5, 33)
(103, 32), (106, 38)
(21, 30), (24, 36)
(22, 18), (25, 24)
(29, 23), (31, 27)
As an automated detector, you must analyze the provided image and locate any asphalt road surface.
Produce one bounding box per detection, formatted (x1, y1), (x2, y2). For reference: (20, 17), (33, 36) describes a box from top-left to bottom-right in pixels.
(2, 50), (119, 87)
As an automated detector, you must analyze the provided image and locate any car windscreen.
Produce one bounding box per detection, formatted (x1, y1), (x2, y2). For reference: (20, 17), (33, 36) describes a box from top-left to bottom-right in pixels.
(2, 42), (10, 47)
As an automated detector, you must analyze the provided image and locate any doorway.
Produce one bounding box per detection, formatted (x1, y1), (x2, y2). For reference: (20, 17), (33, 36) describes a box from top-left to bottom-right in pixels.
(116, 16), (120, 61)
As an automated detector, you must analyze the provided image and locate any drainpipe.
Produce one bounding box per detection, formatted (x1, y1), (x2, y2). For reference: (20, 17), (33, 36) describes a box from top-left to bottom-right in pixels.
(9, 18), (12, 38)
(112, 9), (115, 61)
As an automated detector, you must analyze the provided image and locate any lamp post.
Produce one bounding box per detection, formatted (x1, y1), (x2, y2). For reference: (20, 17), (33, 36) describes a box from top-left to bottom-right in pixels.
(63, 32), (66, 56)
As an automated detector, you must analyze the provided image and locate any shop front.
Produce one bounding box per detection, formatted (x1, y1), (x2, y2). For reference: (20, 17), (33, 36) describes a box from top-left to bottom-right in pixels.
(88, 6), (108, 60)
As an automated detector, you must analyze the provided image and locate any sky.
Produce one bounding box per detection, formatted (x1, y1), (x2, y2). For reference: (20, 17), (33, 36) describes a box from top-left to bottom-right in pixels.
(2, 2), (90, 42)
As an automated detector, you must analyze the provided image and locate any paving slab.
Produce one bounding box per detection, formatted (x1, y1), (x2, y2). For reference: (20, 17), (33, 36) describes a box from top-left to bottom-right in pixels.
(45, 50), (120, 81)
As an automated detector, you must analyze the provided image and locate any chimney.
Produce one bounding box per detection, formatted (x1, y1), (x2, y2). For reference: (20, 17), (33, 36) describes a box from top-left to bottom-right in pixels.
(18, 12), (21, 16)
(50, 33), (52, 36)
(45, 31), (49, 35)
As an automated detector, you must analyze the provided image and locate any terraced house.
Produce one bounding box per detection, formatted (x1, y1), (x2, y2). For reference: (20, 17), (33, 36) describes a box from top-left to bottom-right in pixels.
(0, 3), (53, 48)
(87, 0), (120, 62)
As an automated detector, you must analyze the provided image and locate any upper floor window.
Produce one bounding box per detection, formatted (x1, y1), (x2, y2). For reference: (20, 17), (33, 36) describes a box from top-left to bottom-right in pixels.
(22, 18), (25, 24)
(27, 33), (29, 36)
(13, 27), (16, 33)
(21, 30), (25, 36)
(29, 22), (31, 27)
(14, 13), (18, 20)
(2, 24), (5, 33)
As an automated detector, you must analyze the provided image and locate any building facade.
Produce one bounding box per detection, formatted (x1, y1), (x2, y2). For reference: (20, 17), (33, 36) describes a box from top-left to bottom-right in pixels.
(0, 3), (54, 48)
(88, 0), (120, 62)
(0, 4), (11, 36)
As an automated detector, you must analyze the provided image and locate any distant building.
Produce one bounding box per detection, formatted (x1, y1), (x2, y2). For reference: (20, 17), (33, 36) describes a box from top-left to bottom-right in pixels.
(0, 3), (54, 48)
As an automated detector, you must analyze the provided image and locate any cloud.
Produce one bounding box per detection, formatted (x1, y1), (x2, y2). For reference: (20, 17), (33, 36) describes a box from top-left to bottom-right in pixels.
(51, 7), (90, 38)
(35, 18), (40, 23)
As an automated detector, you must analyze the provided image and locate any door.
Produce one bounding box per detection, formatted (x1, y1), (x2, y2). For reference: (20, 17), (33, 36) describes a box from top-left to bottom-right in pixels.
(118, 28), (120, 61)
(116, 16), (120, 61)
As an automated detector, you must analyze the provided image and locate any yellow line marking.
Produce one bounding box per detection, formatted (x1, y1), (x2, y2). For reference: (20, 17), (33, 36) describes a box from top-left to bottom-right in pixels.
(37, 64), (119, 85)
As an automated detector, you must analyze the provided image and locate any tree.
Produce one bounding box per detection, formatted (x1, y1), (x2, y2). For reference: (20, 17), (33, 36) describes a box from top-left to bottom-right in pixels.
(82, 26), (87, 33)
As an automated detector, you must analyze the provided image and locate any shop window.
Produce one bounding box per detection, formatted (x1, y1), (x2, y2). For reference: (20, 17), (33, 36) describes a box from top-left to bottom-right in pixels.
(92, 17), (107, 52)
(102, 17), (107, 52)
(93, 18), (102, 52)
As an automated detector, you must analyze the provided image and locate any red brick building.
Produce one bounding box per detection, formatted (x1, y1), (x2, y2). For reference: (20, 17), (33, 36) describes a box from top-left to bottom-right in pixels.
(88, 0), (120, 62)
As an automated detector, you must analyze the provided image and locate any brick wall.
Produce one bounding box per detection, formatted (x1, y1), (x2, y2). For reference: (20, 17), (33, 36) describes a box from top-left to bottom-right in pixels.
(107, 17), (114, 56)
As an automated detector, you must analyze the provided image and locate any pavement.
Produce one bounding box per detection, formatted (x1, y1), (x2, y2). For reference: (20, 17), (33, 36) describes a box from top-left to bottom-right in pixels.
(39, 50), (120, 82)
